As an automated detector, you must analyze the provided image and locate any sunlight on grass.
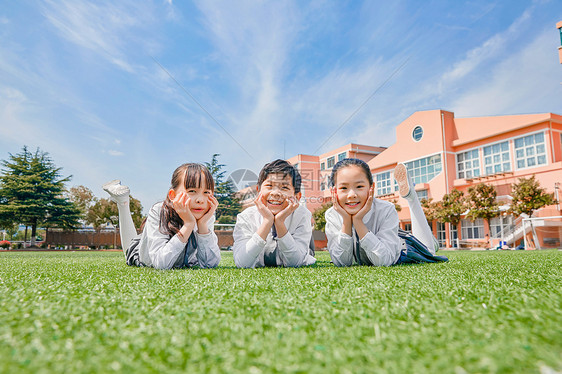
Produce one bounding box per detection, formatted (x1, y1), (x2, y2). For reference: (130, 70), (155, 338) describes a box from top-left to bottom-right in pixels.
(0, 250), (560, 373)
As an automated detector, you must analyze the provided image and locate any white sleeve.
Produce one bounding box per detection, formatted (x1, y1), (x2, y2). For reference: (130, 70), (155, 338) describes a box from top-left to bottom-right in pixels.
(359, 205), (401, 267)
(194, 215), (221, 268)
(144, 206), (186, 270)
(277, 209), (315, 267)
(325, 208), (354, 267)
(232, 212), (265, 268)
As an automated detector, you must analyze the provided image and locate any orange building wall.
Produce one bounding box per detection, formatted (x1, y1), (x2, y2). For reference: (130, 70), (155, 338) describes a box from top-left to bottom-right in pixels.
(286, 110), (561, 248)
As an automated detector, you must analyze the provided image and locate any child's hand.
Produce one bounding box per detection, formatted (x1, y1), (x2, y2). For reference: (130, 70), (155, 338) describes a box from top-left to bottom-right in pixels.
(254, 193), (274, 223)
(353, 186), (374, 223)
(274, 196), (299, 224)
(199, 194), (218, 224)
(331, 189), (351, 220)
(197, 194), (219, 234)
(172, 192), (196, 226)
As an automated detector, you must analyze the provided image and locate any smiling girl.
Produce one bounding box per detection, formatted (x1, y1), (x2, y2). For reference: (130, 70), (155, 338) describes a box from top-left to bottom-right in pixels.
(102, 163), (220, 269)
(325, 158), (447, 267)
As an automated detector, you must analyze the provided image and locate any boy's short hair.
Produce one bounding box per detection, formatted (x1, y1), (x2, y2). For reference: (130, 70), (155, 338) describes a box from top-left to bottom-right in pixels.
(257, 159), (301, 194)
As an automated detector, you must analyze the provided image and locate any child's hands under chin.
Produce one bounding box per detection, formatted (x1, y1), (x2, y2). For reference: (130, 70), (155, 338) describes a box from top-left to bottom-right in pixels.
(254, 193), (275, 223)
(172, 192), (196, 226)
(199, 195), (219, 224)
(197, 194), (219, 234)
(331, 189), (351, 221)
(353, 186), (374, 223)
(274, 196), (299, 224)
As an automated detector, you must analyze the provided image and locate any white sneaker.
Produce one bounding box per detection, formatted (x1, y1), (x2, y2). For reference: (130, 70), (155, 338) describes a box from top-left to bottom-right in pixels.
(102, 180), (130, 203)
(394, 163), (413, 198)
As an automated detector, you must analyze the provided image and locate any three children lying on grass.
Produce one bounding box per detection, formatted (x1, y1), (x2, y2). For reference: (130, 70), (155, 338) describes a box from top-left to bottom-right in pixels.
(103, 158), (447, 270)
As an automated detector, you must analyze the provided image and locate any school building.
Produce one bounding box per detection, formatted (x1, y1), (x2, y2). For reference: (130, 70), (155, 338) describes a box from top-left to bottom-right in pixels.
(288, 109), (562, 248)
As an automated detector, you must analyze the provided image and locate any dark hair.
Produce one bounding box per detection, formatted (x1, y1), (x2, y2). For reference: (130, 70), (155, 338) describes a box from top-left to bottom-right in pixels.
(257, 159), (301, 194)
(159, 163), (215, 236)
(330, 158), (373, 187)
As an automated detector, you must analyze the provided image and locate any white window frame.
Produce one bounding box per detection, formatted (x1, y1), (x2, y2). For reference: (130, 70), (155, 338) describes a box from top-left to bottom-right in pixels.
(514, 131), (547, 170)
(461, 218), (484, 239)
(416, 189), (428, 200)
(437, 222), (446, 247)
(483, 140), (510, 175)
(375, 171), (393, 196)
(456, 148), (481, 179)
(490, 215), (513, 239)
(403, 153), (442, 185)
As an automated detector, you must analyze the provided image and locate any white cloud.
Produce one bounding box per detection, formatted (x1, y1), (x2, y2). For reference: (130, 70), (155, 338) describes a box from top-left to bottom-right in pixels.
(41, 0), (156, 73)
(107, 150), (124, 156)
(452, 29), (562, 116)
(436, 6), (532, 94)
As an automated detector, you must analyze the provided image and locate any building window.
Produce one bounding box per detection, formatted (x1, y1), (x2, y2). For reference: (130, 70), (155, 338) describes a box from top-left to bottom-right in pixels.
(327, 156), (335, 169)
(320, 162), (325, 171)
(404, 154), (442, 185)
(514, 132), (547, 169)
(338, 152), (346, 162)
(483, 141), (510, 175)
(375, 171), (393, 196)
(403, 223), (412, 232)
(461, 218), (484, 239)
(412, 126), (423, 141)
(416, 189), (428, 200)
(437, 222), (446, 247)
(490, 215), (513, 239)
(457, 149), (480, 179)
(450, 224), (458, 247)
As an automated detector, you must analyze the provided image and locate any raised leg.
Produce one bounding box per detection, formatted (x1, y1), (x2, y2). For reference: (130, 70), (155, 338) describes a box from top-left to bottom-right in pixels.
(102, 180), (138, 255)
(394, 163), (439, 254)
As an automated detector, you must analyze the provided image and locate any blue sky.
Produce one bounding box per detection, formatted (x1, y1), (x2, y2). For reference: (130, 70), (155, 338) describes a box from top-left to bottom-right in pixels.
(1, 0), (561, 212)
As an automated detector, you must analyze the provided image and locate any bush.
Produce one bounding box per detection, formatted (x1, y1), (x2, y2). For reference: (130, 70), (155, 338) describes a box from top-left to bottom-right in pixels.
(0, 240), (10, 249)
(217, 215), (235, 224)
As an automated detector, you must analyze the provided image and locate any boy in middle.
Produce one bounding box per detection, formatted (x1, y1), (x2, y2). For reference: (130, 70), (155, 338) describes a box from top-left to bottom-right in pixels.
(233, 159), (316, 268)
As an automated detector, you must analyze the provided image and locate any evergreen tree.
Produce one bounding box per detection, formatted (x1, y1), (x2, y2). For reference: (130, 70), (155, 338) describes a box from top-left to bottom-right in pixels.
(205, 154), (241, 224)
(466, 182), (500, 233)
(0, 146), (80, 246)
(509, 175), (554, 217)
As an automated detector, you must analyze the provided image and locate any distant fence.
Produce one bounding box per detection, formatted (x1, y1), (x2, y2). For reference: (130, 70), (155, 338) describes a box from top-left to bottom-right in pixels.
(45, 229), (123, 248)
(45, 228), (234, 249)
(45, 227), (327, 250)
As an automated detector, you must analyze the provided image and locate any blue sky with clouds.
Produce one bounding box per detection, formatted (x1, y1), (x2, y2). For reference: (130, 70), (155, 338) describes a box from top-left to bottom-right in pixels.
(1, 0), (561, 212)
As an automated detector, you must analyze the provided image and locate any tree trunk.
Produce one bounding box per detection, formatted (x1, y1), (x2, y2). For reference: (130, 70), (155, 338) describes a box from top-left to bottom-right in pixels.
(24, 226), (28, 247)
(31, 220), (37, 247)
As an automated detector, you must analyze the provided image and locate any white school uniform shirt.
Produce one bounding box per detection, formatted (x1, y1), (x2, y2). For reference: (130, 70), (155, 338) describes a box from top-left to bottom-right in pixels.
(233, 204), (316, 268)
(138, 202), (221, 270)
(325, 198), (401, 267)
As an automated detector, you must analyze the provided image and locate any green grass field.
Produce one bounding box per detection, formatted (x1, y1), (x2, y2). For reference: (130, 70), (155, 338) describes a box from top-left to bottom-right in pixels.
(0, 250), (560, 373)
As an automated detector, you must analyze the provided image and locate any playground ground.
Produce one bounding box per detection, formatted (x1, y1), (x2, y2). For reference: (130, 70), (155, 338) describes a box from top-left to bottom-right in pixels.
(0, 250), (560, 373)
